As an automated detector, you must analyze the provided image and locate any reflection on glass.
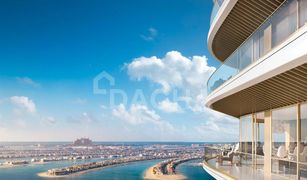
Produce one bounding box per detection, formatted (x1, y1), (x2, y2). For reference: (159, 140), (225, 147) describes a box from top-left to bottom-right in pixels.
(254, 112), (265, 170)
(272, 159), (297, 179)
(210, 0), (225, 25)
(300, 164), (307, 180)
(300, 104), (307, 164)
(240, 115), (253, 166)
(300, 0), (307, 27)
(207, 0), (307, 95)
(271, 0), (297, 47)
(239, 39), (253, 70)
(272, 105), (297, 178)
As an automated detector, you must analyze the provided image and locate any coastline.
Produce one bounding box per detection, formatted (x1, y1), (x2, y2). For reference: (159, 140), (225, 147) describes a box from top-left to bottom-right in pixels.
(37, 160), (157, 178)
(37, 165), (112, 178)
(143, 166), (186, 180)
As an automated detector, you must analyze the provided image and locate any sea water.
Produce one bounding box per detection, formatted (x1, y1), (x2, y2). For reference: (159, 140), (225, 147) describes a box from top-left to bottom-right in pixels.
(0, 159), (214, 180)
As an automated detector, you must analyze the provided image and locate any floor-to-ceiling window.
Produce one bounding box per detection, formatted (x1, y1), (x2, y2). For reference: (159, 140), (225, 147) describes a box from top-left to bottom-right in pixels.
(271, 105), (297, 179)
(299, 0), (307, 27)
(240, 115), (253, 166)
(238, 103), (307, 179)
(254, 112), (265, 170)
(300, 103), (307, 179)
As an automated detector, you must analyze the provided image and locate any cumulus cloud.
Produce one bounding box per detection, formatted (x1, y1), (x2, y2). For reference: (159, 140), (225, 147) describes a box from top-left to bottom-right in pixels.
(112, 103), (174, 131)
(126, 51), (239, 140)
(112, 104), (160, 125)
(16, 77), (40, 87)
(140, 27), (158, 41)
(195, 108), (239, 142)
(10, 96), (36, 113)
(127, 51), (215, 110)
(195, 119), (238, 142)
(158, 99), (182, 113)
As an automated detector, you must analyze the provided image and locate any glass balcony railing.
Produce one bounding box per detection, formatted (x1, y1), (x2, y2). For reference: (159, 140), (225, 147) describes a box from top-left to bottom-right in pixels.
(210, 0), (225, 25)
(204, 146), (221, 161)
(207, 0), (307, 95)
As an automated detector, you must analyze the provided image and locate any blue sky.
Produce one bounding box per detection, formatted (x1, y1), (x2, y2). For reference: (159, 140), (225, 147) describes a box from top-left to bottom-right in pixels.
(0, 0), (238, 142)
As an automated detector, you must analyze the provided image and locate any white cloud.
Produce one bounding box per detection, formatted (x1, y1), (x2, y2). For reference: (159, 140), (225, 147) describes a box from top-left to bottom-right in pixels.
(10, 96), (36, 113)
(140, 27), (158, 41)
(126, 51), (239, 141)
(112, 104), (160, 125)
(16, 77), (40, 87)
(112, 103), (174, 132)
(158, 99), (182, 113)
(127, 51), (215, 110)
(195, 108), (239, 142)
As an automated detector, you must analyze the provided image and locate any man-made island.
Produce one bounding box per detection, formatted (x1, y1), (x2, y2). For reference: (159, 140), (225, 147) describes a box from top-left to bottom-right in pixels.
(143, 156), (200, 180)
(38, 155), (201, 178)
(38, 156), (157, 178)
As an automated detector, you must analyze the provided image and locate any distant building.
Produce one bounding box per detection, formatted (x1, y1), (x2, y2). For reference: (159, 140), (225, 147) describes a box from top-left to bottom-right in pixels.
(73, 138), (93, 146)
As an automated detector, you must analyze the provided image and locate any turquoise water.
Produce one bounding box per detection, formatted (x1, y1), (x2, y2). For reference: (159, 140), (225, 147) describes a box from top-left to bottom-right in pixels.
(177, 159), (215, 180)
(0, 159), (214, 180)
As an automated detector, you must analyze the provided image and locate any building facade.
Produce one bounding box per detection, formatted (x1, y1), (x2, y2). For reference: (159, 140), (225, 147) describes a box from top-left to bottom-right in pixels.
(204, 0), (307, 179)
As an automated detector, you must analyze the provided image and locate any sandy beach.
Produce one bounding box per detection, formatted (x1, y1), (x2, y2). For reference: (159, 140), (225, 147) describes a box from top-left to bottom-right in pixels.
(37, 172), (67, 178)
(143, 166), (186, 180)
(37, 165), (111, 178)
(37, 161), (141, 178)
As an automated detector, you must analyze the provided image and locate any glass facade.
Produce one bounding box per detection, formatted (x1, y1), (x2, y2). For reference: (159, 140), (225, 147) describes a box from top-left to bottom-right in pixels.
(300, 104), (307, 179)
(237, 103), (307, 179)
(300, 0), (307, 27)
(254, 112), (265, 170)
(210, 0), (225, 25)
(271, 0), (297, 47)
(240, 115), (253, 166)
(271, 105), (297, 178)
(207, 0), (307, 94)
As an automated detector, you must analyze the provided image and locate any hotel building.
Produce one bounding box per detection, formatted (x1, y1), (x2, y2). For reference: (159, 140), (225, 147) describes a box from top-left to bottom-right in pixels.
(203, 0), (307, 179)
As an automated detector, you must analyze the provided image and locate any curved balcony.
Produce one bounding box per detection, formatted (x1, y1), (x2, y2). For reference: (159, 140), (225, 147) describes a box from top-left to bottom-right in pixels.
(208, 0), (286, 62)
(210, 0), (225, 25)
(207, 0), (305, 95)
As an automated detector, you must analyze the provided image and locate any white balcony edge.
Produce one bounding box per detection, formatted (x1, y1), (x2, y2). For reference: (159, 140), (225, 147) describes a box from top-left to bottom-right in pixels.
(207, 0), (238, 61)
(206, 25), (307, 109)
(202, 161), (236, 180)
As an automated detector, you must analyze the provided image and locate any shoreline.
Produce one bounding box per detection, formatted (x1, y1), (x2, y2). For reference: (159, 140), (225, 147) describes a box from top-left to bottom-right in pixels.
(37, 159), (160, 178)
(37, 165), (109, 178)
(37, 163), (121, 178)
(142, 158), (200, 180)
(143, 166), (186, 180)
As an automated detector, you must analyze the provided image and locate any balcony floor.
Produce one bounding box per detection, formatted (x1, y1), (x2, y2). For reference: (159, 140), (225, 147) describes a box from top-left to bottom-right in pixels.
(207, 158), (305, 180)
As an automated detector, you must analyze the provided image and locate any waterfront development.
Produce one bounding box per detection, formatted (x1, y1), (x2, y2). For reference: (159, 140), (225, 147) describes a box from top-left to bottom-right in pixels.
(0, 0), (247, 179)
(0, 141), (216, 179)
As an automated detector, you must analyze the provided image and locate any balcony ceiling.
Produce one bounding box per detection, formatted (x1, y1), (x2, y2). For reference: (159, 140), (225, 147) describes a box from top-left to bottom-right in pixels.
(213, 0), (285, 61)
(211, 64), (307, 117)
